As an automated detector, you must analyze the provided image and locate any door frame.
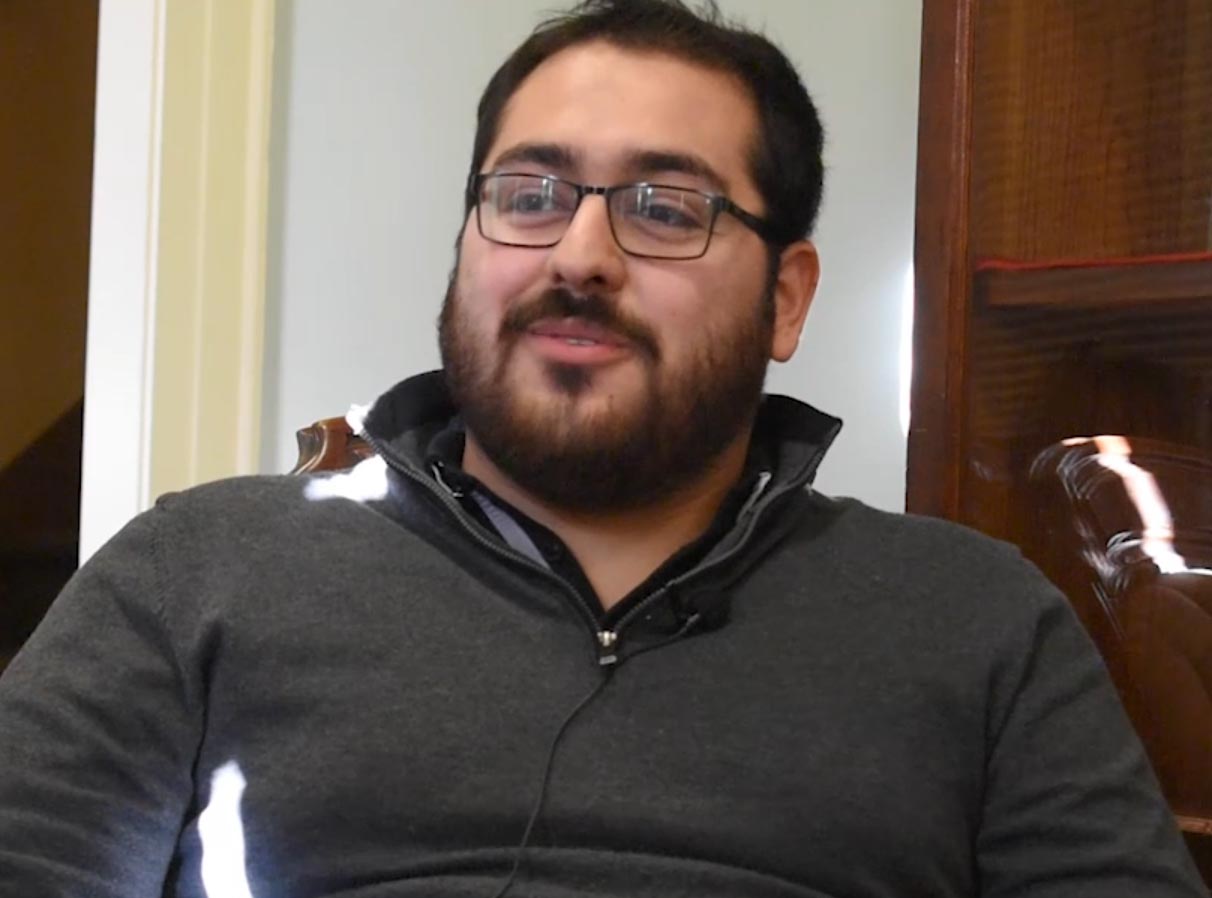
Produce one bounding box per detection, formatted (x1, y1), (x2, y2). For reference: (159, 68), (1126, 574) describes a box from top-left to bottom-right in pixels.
(80, 0), (276, 561)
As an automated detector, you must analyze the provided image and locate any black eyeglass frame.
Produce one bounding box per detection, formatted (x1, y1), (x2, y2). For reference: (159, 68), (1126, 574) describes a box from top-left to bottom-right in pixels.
(467, 171), (781, 260)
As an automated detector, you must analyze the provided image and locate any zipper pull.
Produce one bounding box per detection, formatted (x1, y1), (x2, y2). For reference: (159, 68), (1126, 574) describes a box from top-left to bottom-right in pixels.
(597, 630), (619, 667)
(738, 470), (774, 520)
(430, 461), (465, 498)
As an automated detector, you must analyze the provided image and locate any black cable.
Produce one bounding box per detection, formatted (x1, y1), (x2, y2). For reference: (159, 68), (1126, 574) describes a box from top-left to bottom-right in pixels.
(488, 612), (702, 898)
(624, 613), (701, 664)
(488, 670), (612, 898)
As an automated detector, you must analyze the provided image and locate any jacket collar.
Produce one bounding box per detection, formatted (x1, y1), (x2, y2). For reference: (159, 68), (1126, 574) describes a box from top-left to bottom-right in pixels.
(359, 369), (843, 501)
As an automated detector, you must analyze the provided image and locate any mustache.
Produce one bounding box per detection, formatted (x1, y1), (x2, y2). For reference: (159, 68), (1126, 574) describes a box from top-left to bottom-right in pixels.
(501, 289), (661, 360)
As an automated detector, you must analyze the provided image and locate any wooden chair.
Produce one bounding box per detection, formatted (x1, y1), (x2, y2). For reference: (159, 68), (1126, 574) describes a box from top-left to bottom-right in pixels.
(290, 417), (373, 474)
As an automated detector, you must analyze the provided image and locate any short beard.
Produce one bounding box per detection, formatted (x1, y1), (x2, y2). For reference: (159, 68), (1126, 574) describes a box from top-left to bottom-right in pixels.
(438, 266), (776, 514)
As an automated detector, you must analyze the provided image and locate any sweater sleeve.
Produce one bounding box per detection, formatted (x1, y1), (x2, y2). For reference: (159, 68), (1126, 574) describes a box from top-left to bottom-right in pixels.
(0, 505), (200, 897)
(975, 560), (1209, 897)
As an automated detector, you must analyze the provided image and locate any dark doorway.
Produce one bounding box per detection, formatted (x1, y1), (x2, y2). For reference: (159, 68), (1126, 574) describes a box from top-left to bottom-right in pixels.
(0, 1), (99, 669)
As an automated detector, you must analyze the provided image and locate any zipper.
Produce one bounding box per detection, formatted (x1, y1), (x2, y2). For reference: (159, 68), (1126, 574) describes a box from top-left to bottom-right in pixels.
(603, 476), (786, 644)
(357, 425), (787, 669)
(596, 630), (619, 666)
(354, 426), (612, 663)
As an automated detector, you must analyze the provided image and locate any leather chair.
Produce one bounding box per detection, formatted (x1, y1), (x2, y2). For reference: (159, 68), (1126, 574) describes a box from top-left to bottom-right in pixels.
(1030, 436), (1212, 874)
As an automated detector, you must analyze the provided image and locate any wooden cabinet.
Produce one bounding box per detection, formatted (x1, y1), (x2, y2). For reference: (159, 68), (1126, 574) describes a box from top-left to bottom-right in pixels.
(910, 0), (1212, 881)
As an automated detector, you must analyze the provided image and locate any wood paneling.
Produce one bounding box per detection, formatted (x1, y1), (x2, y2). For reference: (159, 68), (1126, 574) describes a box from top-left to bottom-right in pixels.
(965, 301), (1212, 442)
(975, 255), (1212, 308)
(911, 0), (1212, 876)
(907, 0), (977, 518)
(970, 0), (1212, 261)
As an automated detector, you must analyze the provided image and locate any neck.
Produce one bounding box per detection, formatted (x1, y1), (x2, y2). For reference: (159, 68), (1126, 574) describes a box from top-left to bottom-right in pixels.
(461, 433), (752, 610)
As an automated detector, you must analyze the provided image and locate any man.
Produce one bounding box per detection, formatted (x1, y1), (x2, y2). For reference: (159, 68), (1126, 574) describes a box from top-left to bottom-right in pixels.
(0, 1), (1206, 896)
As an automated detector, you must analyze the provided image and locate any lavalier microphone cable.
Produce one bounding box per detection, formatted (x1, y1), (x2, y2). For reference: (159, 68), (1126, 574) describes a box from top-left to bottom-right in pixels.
(488, 612), (703, 898)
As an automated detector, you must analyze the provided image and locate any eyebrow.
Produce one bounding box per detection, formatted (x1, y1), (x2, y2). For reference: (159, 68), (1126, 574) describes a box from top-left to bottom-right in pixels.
(622, 149), (730, 195)
(490, 142), (579, 173)
(488, 142), (731, 195)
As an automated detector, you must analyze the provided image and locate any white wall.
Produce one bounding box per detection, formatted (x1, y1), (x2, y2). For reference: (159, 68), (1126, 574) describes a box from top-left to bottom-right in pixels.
(263, 0), (922, 511)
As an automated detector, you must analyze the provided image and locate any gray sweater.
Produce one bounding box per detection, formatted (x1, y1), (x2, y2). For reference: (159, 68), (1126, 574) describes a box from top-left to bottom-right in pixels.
(0, 372), (1205, 898)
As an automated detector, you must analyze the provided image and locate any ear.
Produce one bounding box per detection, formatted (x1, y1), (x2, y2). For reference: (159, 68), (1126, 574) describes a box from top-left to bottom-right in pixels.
(769, 240), (819, 363)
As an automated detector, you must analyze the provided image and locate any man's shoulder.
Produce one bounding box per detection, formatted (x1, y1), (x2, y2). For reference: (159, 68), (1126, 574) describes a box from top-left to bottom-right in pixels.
(780, 489), (1061, 618)
(156, 471), (306, 508)
(146, 459), (411, 550)
(796, 490), (1024, 566)
(156, 458), (392, 514)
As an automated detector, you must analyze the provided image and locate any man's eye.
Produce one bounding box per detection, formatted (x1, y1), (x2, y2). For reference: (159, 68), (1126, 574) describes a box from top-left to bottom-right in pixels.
(503, 191), (556, 214)
(639, 203), (703, 229)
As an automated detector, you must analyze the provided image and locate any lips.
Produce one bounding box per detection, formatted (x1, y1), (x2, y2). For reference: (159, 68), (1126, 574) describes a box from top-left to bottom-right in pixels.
(526, 317), (629, 348)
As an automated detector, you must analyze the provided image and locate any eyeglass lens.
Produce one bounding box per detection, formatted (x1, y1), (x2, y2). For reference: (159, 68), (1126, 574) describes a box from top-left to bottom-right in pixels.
(477, 174), (716, 259)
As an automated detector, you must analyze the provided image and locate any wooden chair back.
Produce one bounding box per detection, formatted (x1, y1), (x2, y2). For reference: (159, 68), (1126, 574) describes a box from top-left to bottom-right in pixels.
(1030, 436), (1212, 836)
(291, 418), (373, 474)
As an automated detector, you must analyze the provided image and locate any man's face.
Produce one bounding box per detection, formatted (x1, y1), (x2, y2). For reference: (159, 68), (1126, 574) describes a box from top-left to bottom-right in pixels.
(440, 42), (786, 511)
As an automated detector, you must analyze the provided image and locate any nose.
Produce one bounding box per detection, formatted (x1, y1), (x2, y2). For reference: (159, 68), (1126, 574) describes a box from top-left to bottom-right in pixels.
(544, 194), (627, 294)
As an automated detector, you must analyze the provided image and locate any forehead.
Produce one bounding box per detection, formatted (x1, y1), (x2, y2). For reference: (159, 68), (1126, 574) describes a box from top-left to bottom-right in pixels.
(486, 42), (760, 194)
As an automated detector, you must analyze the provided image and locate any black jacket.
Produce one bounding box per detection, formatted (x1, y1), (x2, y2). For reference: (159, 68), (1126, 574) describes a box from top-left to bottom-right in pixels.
(0, 372), (1205, 898)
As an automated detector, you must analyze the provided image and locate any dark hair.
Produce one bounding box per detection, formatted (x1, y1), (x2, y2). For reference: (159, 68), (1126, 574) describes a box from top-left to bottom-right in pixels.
(466, 0), (826, 246)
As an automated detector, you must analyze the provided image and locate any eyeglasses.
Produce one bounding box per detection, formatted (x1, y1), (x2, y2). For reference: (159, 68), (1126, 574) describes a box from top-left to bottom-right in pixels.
(468, 172), (778, 261)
